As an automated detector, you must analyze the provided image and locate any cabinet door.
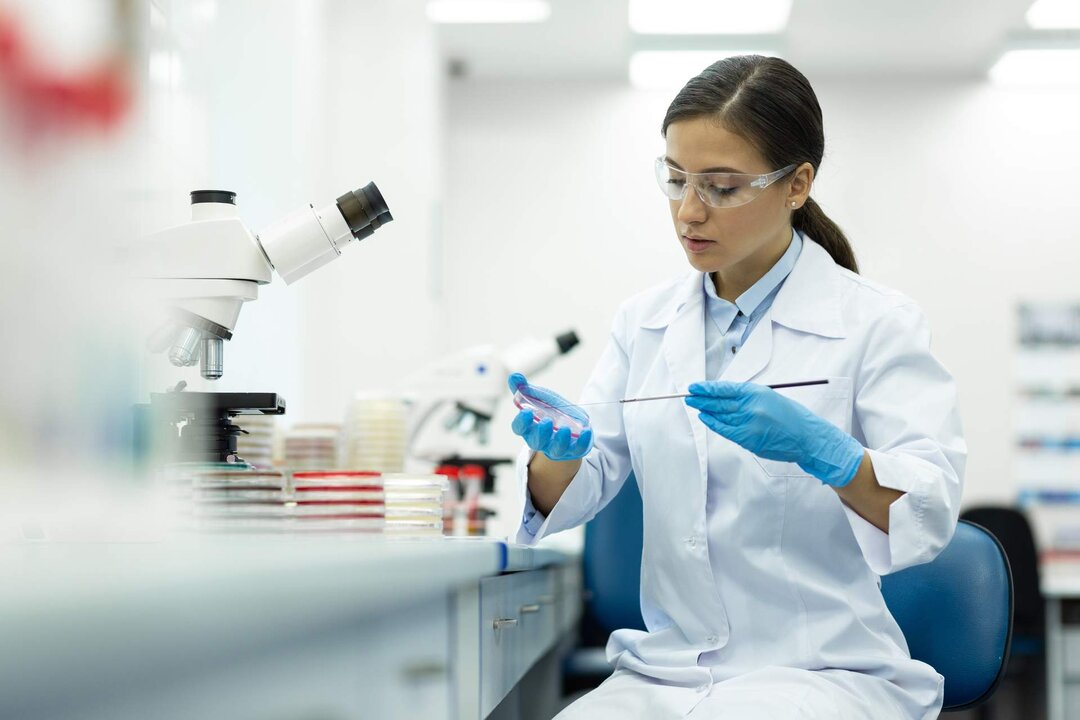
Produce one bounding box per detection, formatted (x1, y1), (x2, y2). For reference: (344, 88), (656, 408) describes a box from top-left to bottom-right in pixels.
(515, 568), (557, 678)
(38, 596), (452, 720)
(480, 573), (522, 717)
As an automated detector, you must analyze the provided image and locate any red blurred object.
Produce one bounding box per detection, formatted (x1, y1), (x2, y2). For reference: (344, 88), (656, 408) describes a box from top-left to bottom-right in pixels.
(0, 11), (132, 135)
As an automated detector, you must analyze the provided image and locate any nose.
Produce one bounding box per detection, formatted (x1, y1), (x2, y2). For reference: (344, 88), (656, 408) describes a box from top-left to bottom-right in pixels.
(676, 184), (708, 226)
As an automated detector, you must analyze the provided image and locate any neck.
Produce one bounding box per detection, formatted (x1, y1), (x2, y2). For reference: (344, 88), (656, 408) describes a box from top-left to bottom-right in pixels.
(711, 227), (793, 303)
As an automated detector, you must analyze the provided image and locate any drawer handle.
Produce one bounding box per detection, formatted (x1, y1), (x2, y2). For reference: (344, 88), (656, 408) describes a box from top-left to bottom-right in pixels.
(493, 618), (519, 630)
(401, 660), (448, 682)
(520, 604), (541, 614)
(537, 595), (555, 605)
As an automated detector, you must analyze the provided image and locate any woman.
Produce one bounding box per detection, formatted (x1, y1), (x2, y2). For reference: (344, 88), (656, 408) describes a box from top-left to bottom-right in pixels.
(509, 55), (965, 720)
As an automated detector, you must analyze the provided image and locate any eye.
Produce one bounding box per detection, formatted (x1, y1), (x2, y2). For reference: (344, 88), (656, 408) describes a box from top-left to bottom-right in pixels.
(707, 185), (737, 197)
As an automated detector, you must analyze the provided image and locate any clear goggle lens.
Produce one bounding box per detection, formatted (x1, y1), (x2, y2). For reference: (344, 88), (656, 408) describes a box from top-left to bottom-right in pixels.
(654, 158), (796, 209)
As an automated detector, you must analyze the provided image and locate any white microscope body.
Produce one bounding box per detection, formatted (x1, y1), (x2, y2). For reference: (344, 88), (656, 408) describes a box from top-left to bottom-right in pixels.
(402, 331), (580, 462)
(137, 186), (391, 381)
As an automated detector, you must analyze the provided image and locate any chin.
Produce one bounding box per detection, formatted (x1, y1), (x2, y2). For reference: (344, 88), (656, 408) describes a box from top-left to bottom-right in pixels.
(684, 250), (725, 274)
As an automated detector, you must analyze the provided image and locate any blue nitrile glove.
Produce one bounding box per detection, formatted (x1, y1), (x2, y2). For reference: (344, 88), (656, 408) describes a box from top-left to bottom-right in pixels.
(508, 373), (593, 461)
(684, 381), (864, 488)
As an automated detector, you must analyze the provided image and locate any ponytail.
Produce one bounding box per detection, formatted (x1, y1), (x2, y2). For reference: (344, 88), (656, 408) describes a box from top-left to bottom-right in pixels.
(793, 197), (858, 273)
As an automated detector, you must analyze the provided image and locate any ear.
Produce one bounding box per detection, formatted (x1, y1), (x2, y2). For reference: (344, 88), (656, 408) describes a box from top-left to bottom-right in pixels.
(786, 162), (815, 209)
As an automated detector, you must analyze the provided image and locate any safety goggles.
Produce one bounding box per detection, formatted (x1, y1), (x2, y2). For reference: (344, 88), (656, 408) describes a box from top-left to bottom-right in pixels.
(654, 157), (797, 209)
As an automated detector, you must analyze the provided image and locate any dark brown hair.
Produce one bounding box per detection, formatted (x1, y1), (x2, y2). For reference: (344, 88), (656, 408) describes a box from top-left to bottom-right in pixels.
(661, 55), (858, 273)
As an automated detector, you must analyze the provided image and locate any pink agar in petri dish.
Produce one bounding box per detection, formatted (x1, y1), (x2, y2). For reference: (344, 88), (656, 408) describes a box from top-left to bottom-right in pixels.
(512, 381), (589, 439)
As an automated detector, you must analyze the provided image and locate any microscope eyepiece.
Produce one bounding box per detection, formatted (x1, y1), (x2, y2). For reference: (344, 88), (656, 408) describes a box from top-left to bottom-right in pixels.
(336, 182), (394, 241)
(556, 331), (580, 355)
(190, 190), (237, 205)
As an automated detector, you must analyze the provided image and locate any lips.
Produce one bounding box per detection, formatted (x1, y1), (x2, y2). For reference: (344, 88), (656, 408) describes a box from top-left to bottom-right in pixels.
(683, 235), (715, 253)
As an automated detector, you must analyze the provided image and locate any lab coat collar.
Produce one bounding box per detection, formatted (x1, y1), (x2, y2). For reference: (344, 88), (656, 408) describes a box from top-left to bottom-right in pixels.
(640, 234), (847, 340)
(770, 234), (847, 340)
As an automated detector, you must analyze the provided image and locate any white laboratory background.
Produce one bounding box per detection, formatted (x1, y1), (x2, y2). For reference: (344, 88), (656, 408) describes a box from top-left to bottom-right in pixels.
(127, 0), (1080, 513)
(2, 0), (1080, 717)
(1, 0), (1072, 501)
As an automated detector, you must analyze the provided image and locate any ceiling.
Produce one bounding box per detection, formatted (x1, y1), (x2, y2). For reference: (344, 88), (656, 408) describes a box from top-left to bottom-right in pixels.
(434, 0), (1039, 82)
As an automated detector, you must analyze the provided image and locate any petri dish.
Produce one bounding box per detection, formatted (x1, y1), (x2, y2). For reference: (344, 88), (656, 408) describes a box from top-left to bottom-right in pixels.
(512, 382), (589, 439)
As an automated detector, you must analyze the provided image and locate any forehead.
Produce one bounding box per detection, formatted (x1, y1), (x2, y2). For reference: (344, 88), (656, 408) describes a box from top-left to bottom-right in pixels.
(664, 116), (767, 174)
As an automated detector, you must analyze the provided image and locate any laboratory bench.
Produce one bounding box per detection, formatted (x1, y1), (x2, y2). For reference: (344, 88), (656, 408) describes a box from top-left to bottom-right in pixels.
(0, 535), (583, 720)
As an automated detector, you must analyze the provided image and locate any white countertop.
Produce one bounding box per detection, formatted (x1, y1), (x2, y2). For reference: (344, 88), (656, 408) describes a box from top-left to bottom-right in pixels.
(1042, 559), (1080, 597)
(0, 535), (575, 714)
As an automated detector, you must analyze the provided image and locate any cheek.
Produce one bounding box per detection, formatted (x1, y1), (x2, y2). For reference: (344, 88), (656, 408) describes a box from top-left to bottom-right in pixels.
(714, 201), (781, 242)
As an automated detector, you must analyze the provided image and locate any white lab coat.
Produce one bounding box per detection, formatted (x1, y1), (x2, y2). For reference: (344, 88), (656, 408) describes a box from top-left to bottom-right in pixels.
(516, 236), (966, 719)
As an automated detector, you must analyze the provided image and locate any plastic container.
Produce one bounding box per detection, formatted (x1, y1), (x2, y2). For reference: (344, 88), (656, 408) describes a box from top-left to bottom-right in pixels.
(512, 382), (589, 439)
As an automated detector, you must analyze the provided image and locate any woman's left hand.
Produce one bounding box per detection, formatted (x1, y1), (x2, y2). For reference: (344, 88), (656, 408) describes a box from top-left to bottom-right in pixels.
(685, 381), (864, 488)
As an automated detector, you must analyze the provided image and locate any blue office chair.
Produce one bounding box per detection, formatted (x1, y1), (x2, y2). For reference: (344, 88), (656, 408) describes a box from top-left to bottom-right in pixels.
(880, 520), (1013, 711)
(565, 480), (1013, 713)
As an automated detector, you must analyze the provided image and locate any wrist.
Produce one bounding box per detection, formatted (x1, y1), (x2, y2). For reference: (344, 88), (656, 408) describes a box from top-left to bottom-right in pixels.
(798, 432), (864, 488)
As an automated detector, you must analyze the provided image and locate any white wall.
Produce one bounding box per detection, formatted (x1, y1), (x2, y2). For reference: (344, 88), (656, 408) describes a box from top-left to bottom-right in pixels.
(137, 0), (444, 425)
(297, 0), (446, 423)
(442, 78), (1080, 506)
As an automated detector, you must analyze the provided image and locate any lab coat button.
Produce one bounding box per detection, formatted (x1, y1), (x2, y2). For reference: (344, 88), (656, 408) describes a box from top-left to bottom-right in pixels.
(685, 536), (697, 548)
(707, 634), (720, 645)
(697, 683), (710, 693)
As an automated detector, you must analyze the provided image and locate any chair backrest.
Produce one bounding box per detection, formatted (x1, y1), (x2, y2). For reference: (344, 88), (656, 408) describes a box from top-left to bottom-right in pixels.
(959, 506), (1044, 639)
(880, 520), (1014, 711)
(581, 476), (645, 640)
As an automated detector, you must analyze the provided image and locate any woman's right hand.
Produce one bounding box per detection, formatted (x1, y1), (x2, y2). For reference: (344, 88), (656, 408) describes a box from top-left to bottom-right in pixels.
(508, 373), (593, 461)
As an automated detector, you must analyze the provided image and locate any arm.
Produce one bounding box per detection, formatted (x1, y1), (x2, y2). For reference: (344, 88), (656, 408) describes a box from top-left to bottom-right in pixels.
(514, 306), (635, 544)
(844, 301), (967, 573)
(526, 455), (581, 517)
(833, 452), (903, 533)
(684, 300), (965, 572)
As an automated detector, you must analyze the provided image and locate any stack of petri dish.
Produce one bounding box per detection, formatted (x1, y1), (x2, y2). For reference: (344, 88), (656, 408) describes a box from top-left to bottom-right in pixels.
(342, 394), (408, 472)
(382, 474), (448, 536)
(290, 471), (446, 535)
(234, 414), (278, 469)
(164, 465), (446, 536)
(290, 470), (388, 533)
(282, 423), (342, 471)
(165, 463), (291, 532)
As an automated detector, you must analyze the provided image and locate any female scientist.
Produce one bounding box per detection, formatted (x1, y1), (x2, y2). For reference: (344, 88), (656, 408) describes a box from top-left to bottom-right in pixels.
(508, 55), (966, 719)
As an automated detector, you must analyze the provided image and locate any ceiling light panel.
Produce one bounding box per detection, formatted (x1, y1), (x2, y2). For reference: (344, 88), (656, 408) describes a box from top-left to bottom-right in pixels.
(629, 0), (792, 34)
(426, 0), (551, 24)
(1026, 0), (1080, 29)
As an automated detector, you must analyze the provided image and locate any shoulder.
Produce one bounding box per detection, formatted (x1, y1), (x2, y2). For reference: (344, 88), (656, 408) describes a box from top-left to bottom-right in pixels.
(832, 265), (925, 328)
(614, 271), (695, 327)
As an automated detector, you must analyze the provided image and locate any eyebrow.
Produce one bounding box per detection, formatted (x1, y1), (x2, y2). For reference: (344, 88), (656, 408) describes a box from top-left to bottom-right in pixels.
(663, 156), (746, 174)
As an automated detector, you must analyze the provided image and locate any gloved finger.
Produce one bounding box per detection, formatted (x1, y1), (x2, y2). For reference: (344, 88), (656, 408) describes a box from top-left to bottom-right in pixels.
(697, 411), (740, 440)
(548, 426), (573, 458)
(527, 417), (554, 449)
(511, 409), (535, 436)
(569, 428), (593, 457)
(508, 372), (528, 393)
(688, 380), (746, 399)
(684, 395), (741, 414)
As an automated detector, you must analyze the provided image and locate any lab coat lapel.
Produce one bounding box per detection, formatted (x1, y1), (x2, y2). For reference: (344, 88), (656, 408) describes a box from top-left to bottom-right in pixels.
(660, 280), (709, 473)
(720, 307), (774, 383)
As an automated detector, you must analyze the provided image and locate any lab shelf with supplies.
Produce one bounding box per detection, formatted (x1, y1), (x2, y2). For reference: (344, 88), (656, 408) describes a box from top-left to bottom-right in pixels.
(1045, 563), (1080, 719)
(0, 536), (582, 720)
